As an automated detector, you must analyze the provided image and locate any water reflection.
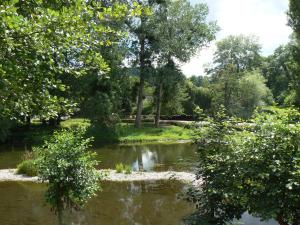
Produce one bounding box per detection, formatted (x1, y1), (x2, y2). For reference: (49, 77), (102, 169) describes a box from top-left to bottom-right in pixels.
(240, 213), (278, 225)
(0, 181), (278, 225)
(131, 147), (158, 171)
(94, 143), (198, 172)
(0, 181), (194, 225)
(0, 142), (198, 171)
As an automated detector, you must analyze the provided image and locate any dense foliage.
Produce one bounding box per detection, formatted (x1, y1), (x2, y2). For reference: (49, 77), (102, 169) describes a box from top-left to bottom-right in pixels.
(185, 107), (300, 225)
(35, 129), (101, 224)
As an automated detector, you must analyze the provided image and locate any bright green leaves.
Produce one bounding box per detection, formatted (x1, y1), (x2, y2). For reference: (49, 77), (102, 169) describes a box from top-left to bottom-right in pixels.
(0, 0), (131, 128)
(188, 107), (300, 225)
(35, 129), (101, 213)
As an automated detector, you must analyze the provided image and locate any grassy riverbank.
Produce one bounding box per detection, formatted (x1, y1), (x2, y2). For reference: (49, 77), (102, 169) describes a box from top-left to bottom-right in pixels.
(10, 118), (194, 145)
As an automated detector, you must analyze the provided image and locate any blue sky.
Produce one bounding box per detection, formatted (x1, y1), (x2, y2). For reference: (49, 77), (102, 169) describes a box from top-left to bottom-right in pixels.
(181, 0), (292, 76)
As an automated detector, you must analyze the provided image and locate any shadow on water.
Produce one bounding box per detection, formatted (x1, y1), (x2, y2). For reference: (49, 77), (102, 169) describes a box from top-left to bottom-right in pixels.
(0, 181), (278, 225)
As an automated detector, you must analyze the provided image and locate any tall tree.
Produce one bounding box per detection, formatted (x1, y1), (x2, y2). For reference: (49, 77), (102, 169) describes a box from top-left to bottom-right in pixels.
(128, 0), (217, 127)
(262, 44), (296, 105)
(209, 35), (262, 75)
(288, 0), (300, 39)
(0, 0), (134, 141)
(287, 1), (300, 108)
(124, 0), (153, 128)
(153, 60), (185, 127)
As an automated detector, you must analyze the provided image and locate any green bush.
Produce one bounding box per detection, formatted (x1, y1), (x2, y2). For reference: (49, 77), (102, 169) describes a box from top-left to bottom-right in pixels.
(115, 163), (132, 174)
(16, 160), (38, 177)
(124, 165), (132, 174)
(35, 129), (101, 225)
(186, 107), (300, 225)
(115, 163), (124, 173)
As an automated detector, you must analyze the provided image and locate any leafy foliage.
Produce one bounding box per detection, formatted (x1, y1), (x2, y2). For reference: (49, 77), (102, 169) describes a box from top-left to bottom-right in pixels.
(211, 67), (272, 118)
(35, 129), (101, 221)
(16, 159), (38, 177)
(210, 35), (262, 74)
(186, 107), (300, 225)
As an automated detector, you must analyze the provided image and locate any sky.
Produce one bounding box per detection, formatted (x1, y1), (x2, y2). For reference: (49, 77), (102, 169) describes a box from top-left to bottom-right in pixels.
(181, 0), (293, 77)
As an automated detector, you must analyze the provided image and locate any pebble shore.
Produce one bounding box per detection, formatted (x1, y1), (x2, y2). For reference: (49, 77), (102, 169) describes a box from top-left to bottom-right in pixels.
(0, 169), (201, 186)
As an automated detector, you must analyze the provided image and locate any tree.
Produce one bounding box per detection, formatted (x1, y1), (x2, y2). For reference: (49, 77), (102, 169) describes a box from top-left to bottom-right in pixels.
(183, 78), (212, 116)
(211, 66), (272, 118)
(153, 60), (185, 127)
(261, 44), (295, 105)
(235, 71), (273, 118)
(288, 0), (300, 39)
(35, 129), (101, 225)
(126, 0), (217, 128)
(185, 107), (300, 225)
(211, 65), (241, 116)
(0, 0), (134, 141)
(124, 0), (153, 128)
(287, 1), (300, 108)
(150, 0), (217, 126)
(209, 35), (262, 74)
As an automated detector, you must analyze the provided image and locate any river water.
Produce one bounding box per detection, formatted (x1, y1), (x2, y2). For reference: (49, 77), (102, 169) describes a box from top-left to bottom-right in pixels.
(0, 143), (278, 225)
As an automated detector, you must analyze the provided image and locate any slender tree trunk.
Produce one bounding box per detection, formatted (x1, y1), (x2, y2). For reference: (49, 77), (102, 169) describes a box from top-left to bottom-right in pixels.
(57, 201), (64, 225)
(292, 214), (300, 225)
(41, 118), (47, 126)
(56, 115), (61, 126)
(155, 82), (163, 128)
(277, 214), (288, 225)
(25, 116), (31, 128)
(135, 35), (146, 128)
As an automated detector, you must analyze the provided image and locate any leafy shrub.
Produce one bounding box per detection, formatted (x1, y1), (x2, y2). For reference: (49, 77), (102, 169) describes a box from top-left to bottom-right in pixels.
(16, 160), (38, 177)
(124, 165), (132, 174)
(186, 107), (300, 225)
(115, 163), (124, 173)
(35, 129), (101, 225)
(115, 163), (132, 174)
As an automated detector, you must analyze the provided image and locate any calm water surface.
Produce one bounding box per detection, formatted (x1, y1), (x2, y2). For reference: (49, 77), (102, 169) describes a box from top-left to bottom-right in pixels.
(0, 143), (198, 171)
(0, 181), (193, 225)
(0, 181), (278, 225)
(0, 143), (278, 225)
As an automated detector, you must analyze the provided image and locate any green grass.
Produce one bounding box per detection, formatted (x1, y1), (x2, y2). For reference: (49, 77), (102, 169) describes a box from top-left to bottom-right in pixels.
(16, 159), (38, 177)
(116, 123), (193, 143)
(61, 118), (194, 144)
(115, 163), (132, 174)
(12, 118), (194, 146)
(115, 163), (125, 173)
(60, 118), (91, 129)
(123, 164), (132, 174)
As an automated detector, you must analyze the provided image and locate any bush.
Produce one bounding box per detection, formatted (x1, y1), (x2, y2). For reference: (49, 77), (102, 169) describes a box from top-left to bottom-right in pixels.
(35, 129), (101, 225)
(16, 160), (38, 177)
(115, 163), (132, 174)
(186, 107), (300, 225)
(115, 163), (124, 173)
(124, 165), (132, 174)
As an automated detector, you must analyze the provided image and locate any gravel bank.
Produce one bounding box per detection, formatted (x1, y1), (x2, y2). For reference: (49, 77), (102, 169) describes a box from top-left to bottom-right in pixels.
(0, 169), (201, 185)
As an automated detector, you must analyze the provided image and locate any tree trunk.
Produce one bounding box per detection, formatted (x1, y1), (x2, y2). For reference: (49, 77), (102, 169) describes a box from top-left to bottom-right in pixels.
(56, 115), (61, 126)
(292, 214), (300, 225)
(276, 214), (288, 225)
(49, 118), (57, 127)
(41, 119), (47, 126)
(155, 82), (163, 128)
(25, 116), (31, 128)
(135, 35), (146, 128)
(57, 201), (64, 225)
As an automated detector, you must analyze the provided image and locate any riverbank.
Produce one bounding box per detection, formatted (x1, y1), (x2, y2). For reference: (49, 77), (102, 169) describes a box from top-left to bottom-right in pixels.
(8, 118), (194, 145)
(0, 169), (200, 185)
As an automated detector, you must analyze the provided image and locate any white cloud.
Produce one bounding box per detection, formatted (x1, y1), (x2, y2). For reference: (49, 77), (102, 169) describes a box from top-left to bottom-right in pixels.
(182, 0), (293, 77)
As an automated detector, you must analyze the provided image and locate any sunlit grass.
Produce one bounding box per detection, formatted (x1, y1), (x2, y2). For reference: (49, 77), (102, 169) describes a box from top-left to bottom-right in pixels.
(20, 118), (194, 145)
